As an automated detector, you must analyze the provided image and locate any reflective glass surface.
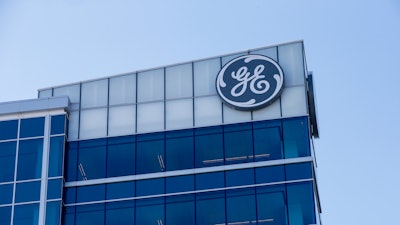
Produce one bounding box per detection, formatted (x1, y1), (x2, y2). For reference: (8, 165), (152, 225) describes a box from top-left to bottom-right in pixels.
(75, 204), (105, 225)
(0, 206), (11, 225)
(48, 178), (63, 200)
(166, 175), (194, 193)
(165, 130), (194, 171)
(136, 133), (165, 174)
(0, 184), (13, 205)
(226, 188), (257, 224)
(255, 165), (285, 184)
(224, 124), (253, 164)
(106, 181), (135, 200)
(283, 117), (310, 158)
(253, 120), (283, 161)
(286, 162), (313, 180)
(17, 139), (43, 180)
(48, 136), (65, 177)
(76, 184), (105, 203)
(287, 182), (316, 225)
(196, 191), (226, 225)
(0, 120), (18, 140)
(136, 198), (164, 225)
(13, 203), (39, 225)
(166, 195), (195, 225)
(136, 178), (164, 197)
(105, 201), (135, 225)
(46, 201), (61, 225)
(51, 115), (66, 135)
(78, 139), (106, 180)
(195, 126), (223, 168)
(15, 181), (41, 203)
(226, 168), (255, 187)
(20, 117), (45, 138)
(256, 185), (287, 225)
(0, 141), (16, 182)
(195, 172), (224, 190)
(107, 136), (135, 178)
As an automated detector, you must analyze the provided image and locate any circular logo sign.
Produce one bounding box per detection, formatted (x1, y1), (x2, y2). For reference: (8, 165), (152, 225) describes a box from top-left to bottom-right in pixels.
(216, 54), (284, 110)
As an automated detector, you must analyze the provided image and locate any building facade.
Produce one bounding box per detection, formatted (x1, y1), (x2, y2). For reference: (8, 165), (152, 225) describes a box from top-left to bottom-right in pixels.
(0, 40), (321, 225)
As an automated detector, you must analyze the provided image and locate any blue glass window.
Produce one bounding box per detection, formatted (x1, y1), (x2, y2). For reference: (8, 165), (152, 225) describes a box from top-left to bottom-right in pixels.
(64, 187), (76, 204)
(0, 141), (16, 182)
(287, 182), (316, 225)
(78, 139), (106, 180)
(196, 172), (225, 190)
(195, 126), (224, 168)
(136, 198), (164, 225)
(256, 185), (287, 225)
(0, 184), (13, 205)
(0, 206), (11, 225)
(106, 181), (135, 200)
(0, 120), (18, 140)
(62, 206), (75, 225)
(286, 162), (313, 181)
(46, 201), (61, 225)
(166, 175), (194, 194)
(48, 136), (64, 177)
(196, 191), (226, 225)
(107, 136), (135, 178)
(283, 117), (310, 158)
(75, 204), (105, 225)
(47, 178), (63, 200)
(76, 184), (105, 203)
(15, 181), (41, 203)
(136, 178), (164, 197)
(65, 142), (78, 182)
(136, 133), (165, 174)
(226, 168), (255, 187)
(20, 117), (45, 138)
(13, 203), (39, 225)
(226, 188), (257, 225)
(166, 195), (195, 225)
(255, 165), (285, 184)
(106, 201), (135, 225)
(51, 115), (66, 135)
(166, 130), (194, 171)
(224, 124), (253, 164)
(253, 120), (283, 161)
(17, 139), (43, 180)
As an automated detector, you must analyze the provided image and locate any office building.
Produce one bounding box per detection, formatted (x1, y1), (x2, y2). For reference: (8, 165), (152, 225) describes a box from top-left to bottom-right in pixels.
(0, 40), (321, 225)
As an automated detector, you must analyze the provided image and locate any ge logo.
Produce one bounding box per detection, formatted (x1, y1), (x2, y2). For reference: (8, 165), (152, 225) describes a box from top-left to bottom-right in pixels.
(216, 55), (284, 110)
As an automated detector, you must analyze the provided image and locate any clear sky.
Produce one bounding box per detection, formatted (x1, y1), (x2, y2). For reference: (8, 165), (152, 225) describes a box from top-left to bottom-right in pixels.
(1, 0), (400, 224)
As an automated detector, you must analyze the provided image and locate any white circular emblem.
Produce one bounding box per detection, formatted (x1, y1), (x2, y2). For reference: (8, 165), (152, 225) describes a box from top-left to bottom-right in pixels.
(216, 54), (284, 110)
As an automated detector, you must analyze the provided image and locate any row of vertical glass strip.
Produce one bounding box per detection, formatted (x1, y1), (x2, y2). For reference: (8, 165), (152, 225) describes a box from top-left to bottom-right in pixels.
(38, 42), (308, 140)
(0, 115), (67, 225)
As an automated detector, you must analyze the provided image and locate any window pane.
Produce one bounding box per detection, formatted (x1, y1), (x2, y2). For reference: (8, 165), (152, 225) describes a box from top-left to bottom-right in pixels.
(62, 206), (75, 225)
(223, 104), (251, 124)
(256, 185), (287, 225)
(278, 42), (305, 87)
(51, 114), (66, 135)
(78, 139), (107, 180)
(64, 187), (76, 204)
(165, 130), (194, 171)
(136, 198), (164, 225)
(224, 124), (253, 165)
(108, 105), (136, 137)
(196, 191), (226, 225)
(68, 111), (79, 140)
(0, 184), (13, 205)
(255, 165), (285, 184)
(137, 69), (164, 102)
(65, 142), (78, 182)
(287, 182), (316, 225)
(13, 203), (39, 225)
(166, 175), (194, 194)
(137, 102), (164, 133)
(76, 204), (105, 225)
(286, 162), (313, 181)
(106, 182), (135, 200)
(226, 168), (255, 187)
(38, 89), (52, 98)
(166, 195), (195, 225)
(109, 74), (136, 105)
(106, 201), (135, 225)
(252, 99), (281, 121)
(48, 136), (64, 177)
(165, 99), (193, 130)
(194, 58), (220, 96)
(107, 136), (135, 178)
(166, 63), (192, 99)
(17, 139), (43, 180)
(136, 133), (164, 174)
(0, 206), (11, 225)
(47, 178), (63, 200)
(194, 96), (222, 127)
(0, 120), (18, 140)
(196, 172), (224, 190)
(81, 79), (108, 108)
(253, 120), (283, 161)
(20, 117), (45, 138)
(46, 201), (61, 225)
(53, 84), (80, 103)
(15, 181), (41, 203)
(80, 108), (107, 139)
(0, 141), (16, 182)
(136, 178), (164, 197)
(283, 117), (310, 158)
(195, 126), (224, 168)
(281, 86), (308, 117)
(250, 46), (278, 61)
(226, 188), (256, 225)
(77, 185), (105, 203)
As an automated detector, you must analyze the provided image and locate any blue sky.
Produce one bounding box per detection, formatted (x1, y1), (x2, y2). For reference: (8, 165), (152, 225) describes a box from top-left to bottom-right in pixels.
(1, 1), (400, 224)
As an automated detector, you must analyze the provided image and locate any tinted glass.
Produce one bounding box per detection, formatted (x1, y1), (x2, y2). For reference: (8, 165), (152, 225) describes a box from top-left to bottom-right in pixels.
(65, 142), (78, 182)
(0, 120), (18, 140)
(256, 185), (287, 225)
(166, 130), (194, 171)
(286, 162), (313, 180)
(17, 139), (43, 180)
(64, 187), (76, 204)
(195, 127), (224, 168)
(107, 136), (135, 178)
(106, 181), (135, 200)
(253, 122), (283, 161)
(0, 141), (16, 182)
(106, 201), (135, 225)
(136, 178), (164, 197)
(226, 168), (255, 187)
(76, 184), (105, 203)
(0, 184), (13, 205)
(136, 133), (164, 174)
(166, 195), (195, 225)
(48, 136), (64, 177)
(46, 201), (61, 225)
(13, 203), (39, 225)
(196, 172), (225, 190)
(196, 191), (226, 225)
(136, 198), (164, 225)
(76, 204), (105, 225)
(78, 139), (106, 180)
(51, 115), (66, 135)
(0, 206), (11, 225)
(287, 182), (316, 225)
(226, 188), (256, 224)
(166, 175), (194, 194)
(283, 117), (310, 158)
(20, 117), (45, 138)
(224, 124), (253, 164)
(255, 165), (285, 184)
(47, 178), (63, 200)
(15, 181), (41, 203)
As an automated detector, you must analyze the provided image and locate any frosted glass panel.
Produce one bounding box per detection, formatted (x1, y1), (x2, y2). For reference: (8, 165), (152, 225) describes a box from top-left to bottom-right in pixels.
(222, 53), (246, 64)
(194, 58), (220, 96)
(109, 74), (136, 105)
(281, 86), (307, 117)
(166, 63), (192, 99)
(250, 47), (278, 61)
(137, 69), (164, 102)
(278, 42), (305, 86)
(80, 108), (107, 139)
(252, 98), (281, 121)
(39, 89), (52, 98)
(81, 79), (108, 108)
(54, 84), (80, 103)
(223, 104), (251, 124)
(108, 105), (136, 136)
(68, 111), (79, 140)
(137, 102), (164, 133)
(194, 96), (222, 127)
(166, 99), (193, 130)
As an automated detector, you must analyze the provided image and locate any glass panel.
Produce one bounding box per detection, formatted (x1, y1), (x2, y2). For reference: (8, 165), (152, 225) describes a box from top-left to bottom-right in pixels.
(106, 181), (135, 200)
(253, 120), (283, 161)
(108, 105), (136, 136)
(76, 204), (105, 225)
(135, 198), (164, 225)
(106, 201), (135, 225)
(62, 206), (75, 225)
(0, 120), (18, 140)
(20, 117), (45, 138)
(38, 89), (52, 98)
(223, 104), (251, 124)
(255, 165), (285, 184)
(0, 141), (16, 182)
(195, 172), (224, 190)
(195, 126), (224, 168)
(225, 168), (255, 187)
(166, 63), (192, 99)
(81, 79), (108, 108)
(0, 206), (11, 225)
(136, 102), (164, 133)
(250, 46), (278, 61)
(286, 162), (313, 180)
(194, 96), (222, 127)
(252, 98), (281, 121)
(166, 195), (195, 225)
(107, 136), (135, 178)
(224, 124), (253, 164)
(283, 117), (310, 158)
(136, 133), (165, 174)
(48, 136), (64, 177)
(68, 111), (79, 140)
(136, 178), (164, 197)
(78, 139), (107, 180)
(64, 187), (76, 204)
(46, 201), (61, 225)
(287, 182), (316, 225)
(53, 84), (80, 103)
(65, 142), (78, 182)
(166, 99), (193, 130)
(256, 185), (287, 225)
(109, 74), (136, 105)
(196, 191), (226, 225)
(0, 184), (13, 205)
(278, 42), (305, 86)
(137, 69), (164, 102)
(80, 108), (107, 139)
(17, 139), (43, 180)
(47, 178), (63, 200)
(165, 130), (194, 171)
(222, 53), (246, 64)
(76, 184), (105, 203)
(194, 58), (220, 96)
(226, 188), (256, 225)
(15, 181), (41, 203)
(281, 86), (307, 117)
(51, 114), (66, 135)
(13, 203), (39, 225)
(166, 175), (194, 194)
